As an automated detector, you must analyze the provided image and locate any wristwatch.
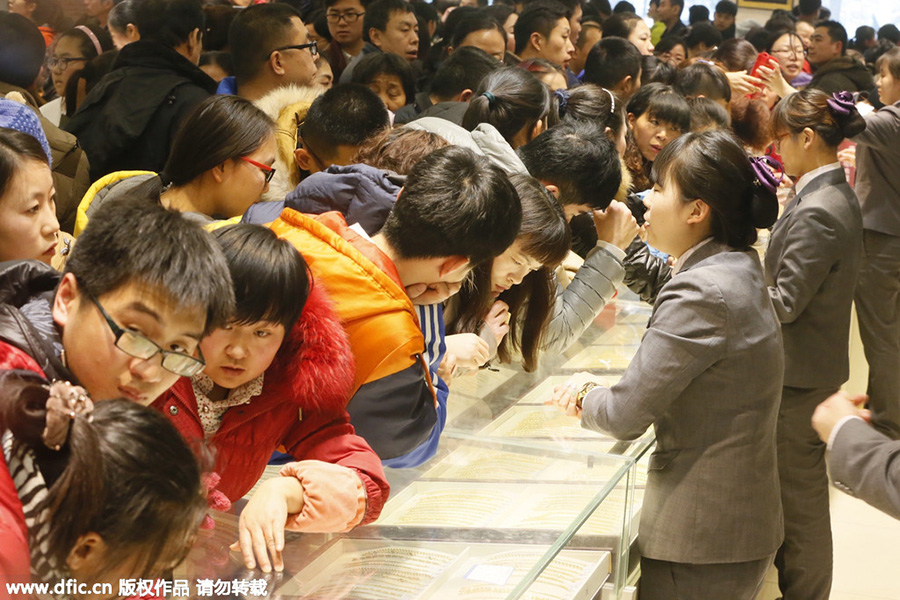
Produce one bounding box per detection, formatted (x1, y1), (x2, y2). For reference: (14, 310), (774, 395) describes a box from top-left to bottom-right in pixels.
(574, 382), (600, 410)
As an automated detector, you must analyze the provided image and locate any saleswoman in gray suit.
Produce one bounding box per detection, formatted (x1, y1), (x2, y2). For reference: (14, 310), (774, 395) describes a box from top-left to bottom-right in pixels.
(551, 130), (783, 599)
(767, 89), (865, 600)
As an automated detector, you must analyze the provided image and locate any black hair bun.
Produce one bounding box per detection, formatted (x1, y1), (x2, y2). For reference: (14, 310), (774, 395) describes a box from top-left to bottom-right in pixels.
(750, 187), (779, 229)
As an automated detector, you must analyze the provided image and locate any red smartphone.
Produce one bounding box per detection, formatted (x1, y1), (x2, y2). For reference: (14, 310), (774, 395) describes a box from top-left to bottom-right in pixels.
(750, 52), (777, 79)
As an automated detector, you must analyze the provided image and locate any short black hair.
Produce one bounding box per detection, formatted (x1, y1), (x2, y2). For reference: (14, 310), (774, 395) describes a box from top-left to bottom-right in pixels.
(514, 0), (569, 55)
(199, 51), (234, 76)
(212, 224), (310, 330)
(518, 120), (622, 209)
(714, 0), (737, 16)
(0, 13), (46, 88)
(363, 0), (414, 42)
(685, 22), (723, 50)
(133, 0), (205, 49)
(583, 36), (642, 90)
(688, 5), (709, 25)
(351, 51), (417, 108)
(816, 19), (848, 55)
(521, 0), (577, 17)
(381, 145), (522, 265)
(430, 46), (502, 102)
(65, 198), (235, 334)
(878, 24), (900, 45)
(675, 61), (731, 103)
(301, 84), (390, 159)
(229, 3), (302, 84)
(613, 1), (635, 13)
(599, 12), (641, 39)
(200, 4), (236, 52)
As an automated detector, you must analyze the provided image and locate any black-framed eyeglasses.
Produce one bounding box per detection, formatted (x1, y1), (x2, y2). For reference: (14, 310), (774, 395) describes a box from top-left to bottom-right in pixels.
(90, 296), (206, 377)
(47, 56), (88, 69)
(268, 40), (318, 59)
(325, 11), (364, 23)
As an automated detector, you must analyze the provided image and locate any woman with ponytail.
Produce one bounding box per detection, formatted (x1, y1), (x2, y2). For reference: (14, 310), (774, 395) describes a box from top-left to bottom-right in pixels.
(461, 66), (556, 149)
(0, 371), (206, 596)
(75, 94), (275, 234)
(767, 88), (866, 598)
(550, 130), (784, 598)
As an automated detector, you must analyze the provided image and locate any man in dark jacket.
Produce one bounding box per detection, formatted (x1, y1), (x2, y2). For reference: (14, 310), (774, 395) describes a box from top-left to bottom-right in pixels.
(65, 0), (216, 180)
(807, 20), (874, 94)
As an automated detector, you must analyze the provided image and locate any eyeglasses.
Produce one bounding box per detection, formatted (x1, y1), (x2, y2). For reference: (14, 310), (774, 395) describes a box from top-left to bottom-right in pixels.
(47, 56), (88, 69)
(326, 11), (365, 23)
(269, 40), (318, 59)
(771, 47), (806, 58)
(239, 156), (276, 183)
(90, 296), (206, 377)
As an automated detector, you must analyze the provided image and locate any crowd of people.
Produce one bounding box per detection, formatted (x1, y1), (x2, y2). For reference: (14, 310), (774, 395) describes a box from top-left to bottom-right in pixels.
(0, 0), (899, 597)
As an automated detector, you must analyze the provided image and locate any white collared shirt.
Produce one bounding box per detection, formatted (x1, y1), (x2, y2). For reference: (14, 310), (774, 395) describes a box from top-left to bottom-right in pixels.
(673, 236), (714, 276)
(793, 162), (842, 197)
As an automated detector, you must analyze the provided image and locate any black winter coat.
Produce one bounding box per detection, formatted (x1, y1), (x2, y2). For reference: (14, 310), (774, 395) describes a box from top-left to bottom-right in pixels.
(65, 41), (217, 181)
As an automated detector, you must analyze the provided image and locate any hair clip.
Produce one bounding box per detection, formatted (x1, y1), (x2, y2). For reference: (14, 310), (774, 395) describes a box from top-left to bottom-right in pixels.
(481, 91), (496, 108)
(601, 87), (616, 113)
(826, 91), (855, 116)
(749, 155), (784, 196)
(42, 380), (94, 451)
(554, 88), (570, 118)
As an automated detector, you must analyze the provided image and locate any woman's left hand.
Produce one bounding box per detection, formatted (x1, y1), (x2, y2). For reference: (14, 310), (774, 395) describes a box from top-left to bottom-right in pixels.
(547, 381), (582, 418)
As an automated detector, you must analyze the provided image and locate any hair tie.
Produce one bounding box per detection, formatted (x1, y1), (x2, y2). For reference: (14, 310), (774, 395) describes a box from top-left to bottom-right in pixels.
(42, 380), (94, 451)
(74, 25), (103, 56)
(554, 88), (570, 118)
(749, 155), (784, 196)
(826, 90), (855, 116)
(481, 91), (496, 108)
(601, 87), (616, 113)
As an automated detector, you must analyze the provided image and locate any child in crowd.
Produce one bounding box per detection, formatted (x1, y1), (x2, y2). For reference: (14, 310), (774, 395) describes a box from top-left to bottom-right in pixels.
(768, 88), (866, 598)
(551, 130), (782, 600)
(0, 373), (207, 595)
(0, 127), (61, 267)
(269, 146), (522, 467)
(75, 94), (275, 232)
(462, 66), (555, 148)
(623, 82), (691, 192)
(153, 224), (388, 573)
(40, 25), (112, 127)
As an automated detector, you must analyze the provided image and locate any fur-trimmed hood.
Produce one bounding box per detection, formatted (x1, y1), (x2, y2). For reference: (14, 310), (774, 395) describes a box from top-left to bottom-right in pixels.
(266, 280), (355, 414)
(253, 84), (324, 204)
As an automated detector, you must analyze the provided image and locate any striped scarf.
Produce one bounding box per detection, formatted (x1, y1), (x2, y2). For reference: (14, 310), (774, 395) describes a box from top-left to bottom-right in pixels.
(2, 431), (62, 587)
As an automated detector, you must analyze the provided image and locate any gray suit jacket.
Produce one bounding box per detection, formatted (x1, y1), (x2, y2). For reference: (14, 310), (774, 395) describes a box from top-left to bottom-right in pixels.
(830, 418), (900, 520)
(582, 241), (784, 564)
(764, 167), (863, 389)
(851, 101), (900, 237)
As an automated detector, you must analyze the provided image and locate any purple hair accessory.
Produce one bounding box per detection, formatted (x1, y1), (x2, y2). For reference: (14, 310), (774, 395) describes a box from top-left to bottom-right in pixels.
(749, 155), (784, 195)
(826, 91), (855, 116)
(554, 88), (570, 118)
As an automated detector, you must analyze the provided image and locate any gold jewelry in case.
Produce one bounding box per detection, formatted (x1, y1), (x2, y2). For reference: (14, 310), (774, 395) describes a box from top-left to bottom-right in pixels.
(574, 382), (600, 410)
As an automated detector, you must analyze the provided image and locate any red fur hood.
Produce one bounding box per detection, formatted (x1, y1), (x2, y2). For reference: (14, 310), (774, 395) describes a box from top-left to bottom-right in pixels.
(266, 282), (355, 414)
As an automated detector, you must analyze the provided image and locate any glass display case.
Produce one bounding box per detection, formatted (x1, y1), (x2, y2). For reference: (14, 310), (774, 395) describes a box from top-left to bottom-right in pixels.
(179, 295), (655, 600)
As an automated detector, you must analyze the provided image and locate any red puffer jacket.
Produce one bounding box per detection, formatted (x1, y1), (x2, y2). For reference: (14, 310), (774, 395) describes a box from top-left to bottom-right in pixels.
(152, 284), (389, 523)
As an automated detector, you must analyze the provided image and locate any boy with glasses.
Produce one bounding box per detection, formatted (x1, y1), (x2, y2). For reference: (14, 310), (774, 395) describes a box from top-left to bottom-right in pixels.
(0, 197), (234, 405)
(323, 0), (370, 81)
